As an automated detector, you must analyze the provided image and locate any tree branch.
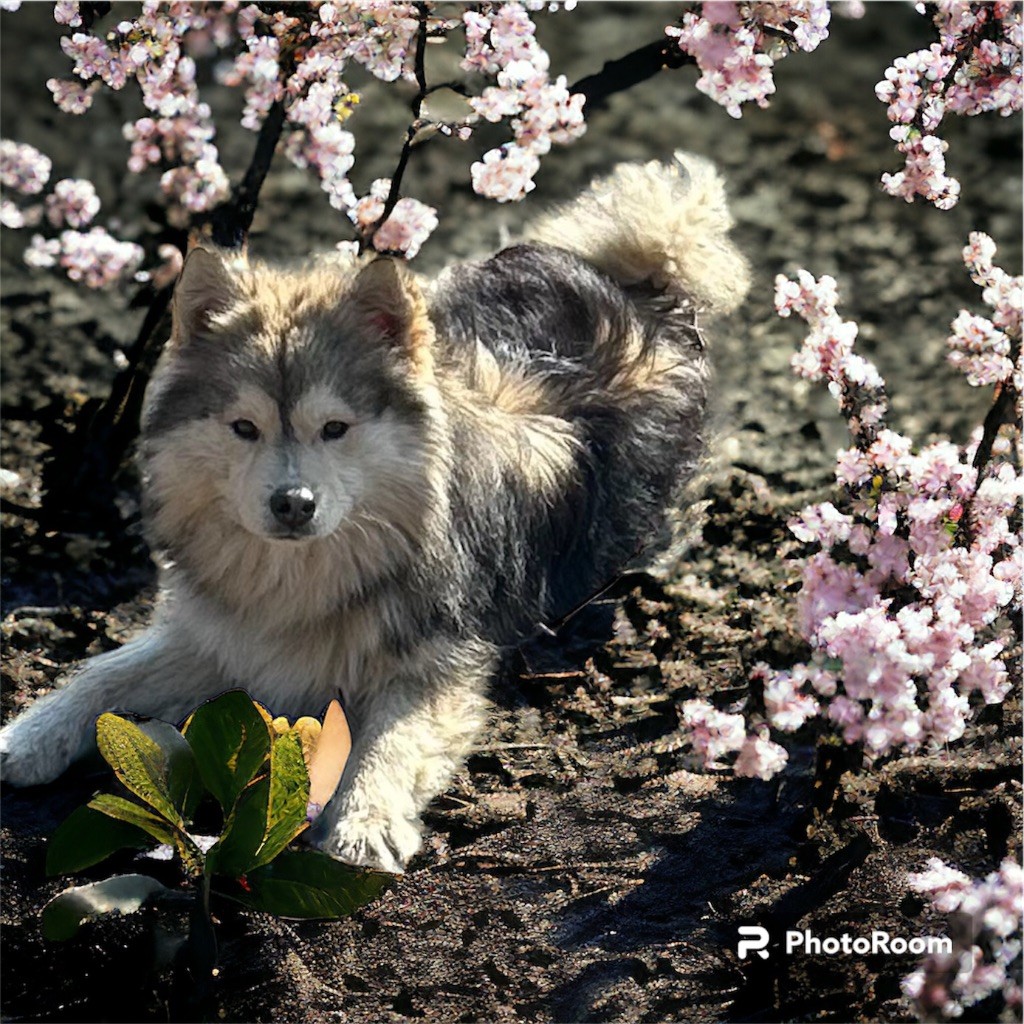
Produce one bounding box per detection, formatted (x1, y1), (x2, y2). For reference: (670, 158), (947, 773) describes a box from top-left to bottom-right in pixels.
(956, 338), (1019, 549)
(362, 1), (431, 254)
(570, 36), (695, 112)
(972, 382), (1017, 478)
(210, 98), (288, 248)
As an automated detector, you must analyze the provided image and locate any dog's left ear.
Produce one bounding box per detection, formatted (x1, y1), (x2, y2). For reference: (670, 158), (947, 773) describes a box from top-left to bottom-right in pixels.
(172, 245), (245, 344)
(351, 258), (434, 364)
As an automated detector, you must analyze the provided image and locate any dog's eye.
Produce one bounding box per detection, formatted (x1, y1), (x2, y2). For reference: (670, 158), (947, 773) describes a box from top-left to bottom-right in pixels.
(231, 419), (260, 441)
(321, 421), (349, 441)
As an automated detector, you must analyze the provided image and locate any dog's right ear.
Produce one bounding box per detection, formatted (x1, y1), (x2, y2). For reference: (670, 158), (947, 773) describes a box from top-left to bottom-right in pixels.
(172, 246), (241, 343)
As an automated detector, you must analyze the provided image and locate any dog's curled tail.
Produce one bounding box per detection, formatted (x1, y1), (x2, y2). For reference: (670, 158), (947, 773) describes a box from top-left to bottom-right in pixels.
(525, 151), (749, 317)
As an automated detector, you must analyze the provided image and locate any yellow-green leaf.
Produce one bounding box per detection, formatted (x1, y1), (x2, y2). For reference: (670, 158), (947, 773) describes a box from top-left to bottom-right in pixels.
(88, 794), (177, 843)
(95, 714), (183, 828)
(89, 795), (204, 875)
(256, 730), (310, 868)
(134, 719), (201, 821)
(209, 731), (309, 877)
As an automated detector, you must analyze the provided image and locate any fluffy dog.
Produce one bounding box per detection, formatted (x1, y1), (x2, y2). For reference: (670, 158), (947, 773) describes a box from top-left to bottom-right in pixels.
(0, 152), (748, 872)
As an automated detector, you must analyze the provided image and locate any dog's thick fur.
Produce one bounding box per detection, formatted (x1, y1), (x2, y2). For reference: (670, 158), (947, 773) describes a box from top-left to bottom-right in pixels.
(0, 153), (748, 872)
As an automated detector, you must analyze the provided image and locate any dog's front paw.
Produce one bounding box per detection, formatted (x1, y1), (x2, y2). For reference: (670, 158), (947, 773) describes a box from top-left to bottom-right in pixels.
(0, 716), (77, 788)
(309, 810), (423, 875)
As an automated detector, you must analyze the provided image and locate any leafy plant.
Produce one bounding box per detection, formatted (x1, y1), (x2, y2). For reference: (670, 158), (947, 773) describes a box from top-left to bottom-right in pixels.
(42, 690), (389, 1009)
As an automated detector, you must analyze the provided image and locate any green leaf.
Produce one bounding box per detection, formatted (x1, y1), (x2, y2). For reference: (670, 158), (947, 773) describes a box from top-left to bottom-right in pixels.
(46, 805), (154, 877)
(95, 713), (184, 828)
(217, 850), (392, 919)
(88, 794), (178, 847)
(41, 874), (169, 941)
(182, 691), (273, 815)
(135, 719), (202, 821)
(89, 795), (205, 875)
(256, 730), (310, 868)
(208, 776), (271, 878)
(209, 732), (310, 877)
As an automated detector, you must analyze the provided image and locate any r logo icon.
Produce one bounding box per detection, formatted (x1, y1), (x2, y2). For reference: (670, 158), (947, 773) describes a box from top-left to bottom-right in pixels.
(737, 925), (770, 960)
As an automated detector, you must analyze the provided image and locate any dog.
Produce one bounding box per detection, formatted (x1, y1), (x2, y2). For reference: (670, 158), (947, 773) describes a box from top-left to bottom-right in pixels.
(0, 152), (748, 873)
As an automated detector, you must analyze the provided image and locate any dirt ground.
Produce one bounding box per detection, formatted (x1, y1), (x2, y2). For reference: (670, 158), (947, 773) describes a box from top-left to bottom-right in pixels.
(1, 4), (1021, 1023)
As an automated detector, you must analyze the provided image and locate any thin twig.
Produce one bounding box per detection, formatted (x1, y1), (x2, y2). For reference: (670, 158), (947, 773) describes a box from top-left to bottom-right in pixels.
(956, 370), (1019, 548)
(912, 5), (1000, 135)
(952, 326), (1021, 548)
(363, 1), (431, 253)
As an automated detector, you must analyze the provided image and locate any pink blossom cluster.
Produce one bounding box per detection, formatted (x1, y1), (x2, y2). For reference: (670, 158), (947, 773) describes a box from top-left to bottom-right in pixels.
(0, 139), (52, 195)
(219, 3), (425, 236)
(313, 1), (422, 83)
(665, 2), (831, 119)
(465, 3), (586, 202)
(877, 2), (1023, 209)
(46, 77), (99, 114)
(680, 699), (746, 766)
(903, 857), (1022, 1019)
(24, 227), (144, 289)
(2, 137), (144, 288)
(950, 232), (1023, 406)
(3, 2), (592, 265)
(749, 262), (1021, 771)
(45, 178), (101, 228)
(221, 2), (586, 236)
(348, 178), (438, 259)
(680, 698), (789, 780)
(52, 2), (234, 224)
(471, 144), (542, 204)
(776, 269), (887, 443)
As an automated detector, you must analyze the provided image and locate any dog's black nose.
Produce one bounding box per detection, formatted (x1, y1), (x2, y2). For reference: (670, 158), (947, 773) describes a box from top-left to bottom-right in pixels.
(269, 486), (316, 529)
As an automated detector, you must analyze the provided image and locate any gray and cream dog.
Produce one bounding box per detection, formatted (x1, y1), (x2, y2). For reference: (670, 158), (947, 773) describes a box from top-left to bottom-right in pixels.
(0, 153), (748, 872)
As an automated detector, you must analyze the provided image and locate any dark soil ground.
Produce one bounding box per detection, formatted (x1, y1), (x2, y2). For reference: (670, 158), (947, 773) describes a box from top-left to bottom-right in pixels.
(1, 4), (1021, 1023)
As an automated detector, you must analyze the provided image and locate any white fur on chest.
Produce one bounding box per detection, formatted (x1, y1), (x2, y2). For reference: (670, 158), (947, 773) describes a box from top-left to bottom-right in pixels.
(168, 578), (392, 717)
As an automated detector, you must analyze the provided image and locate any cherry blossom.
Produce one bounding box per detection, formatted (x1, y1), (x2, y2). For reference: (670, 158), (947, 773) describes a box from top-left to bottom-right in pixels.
(462, 3), (586, 201)
(46, 77), (98, 114)
(733, 730), (789, 780)
(666, 2), (832, 119)
(877, 3), (1023, 208)
(348, 179), (438, 260)
(752, 261), (1021, 769)
(903, 858), (1023, 1018)
(680, 699), (746, 767)
(471, 143), (541, 203)
(0, 140), (52, 195)
(45, 178), (100, 229)
(57, 227), (144, 288)
(2, 138), (142, 287)
(950, 232), (1023, 418)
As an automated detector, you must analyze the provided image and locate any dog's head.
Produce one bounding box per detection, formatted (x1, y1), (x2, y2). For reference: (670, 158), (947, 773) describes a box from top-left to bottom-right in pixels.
(142, 246), (442, 563)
